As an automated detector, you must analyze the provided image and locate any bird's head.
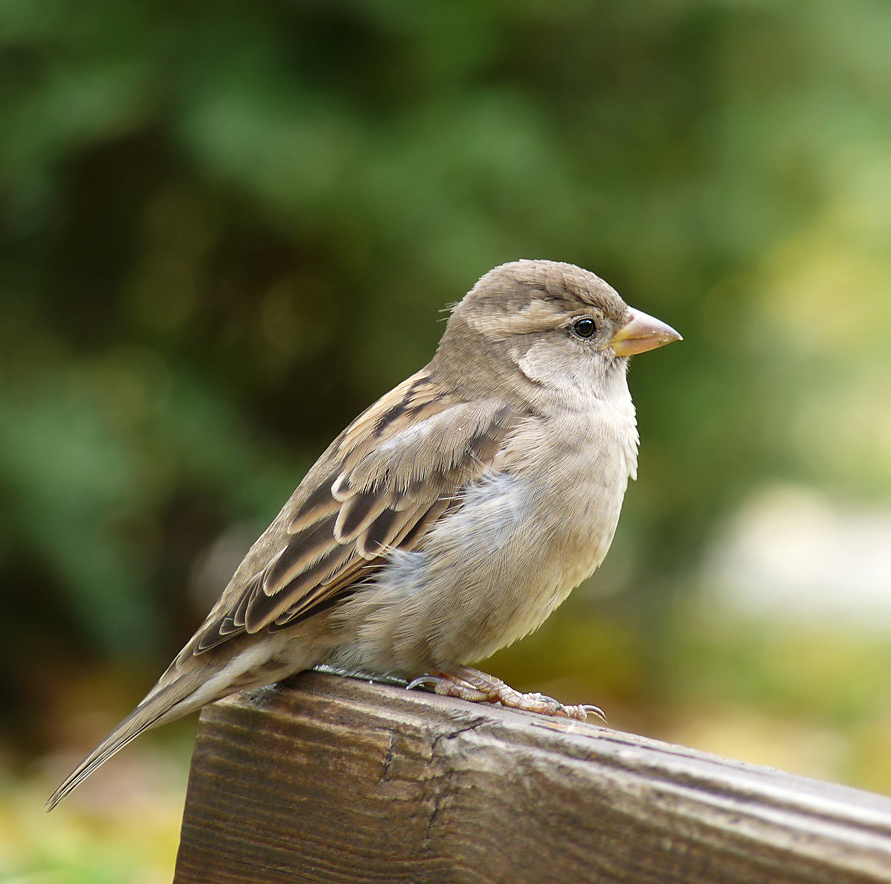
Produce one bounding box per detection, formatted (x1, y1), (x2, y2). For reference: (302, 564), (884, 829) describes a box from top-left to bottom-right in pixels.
(435, 259), (681, 402)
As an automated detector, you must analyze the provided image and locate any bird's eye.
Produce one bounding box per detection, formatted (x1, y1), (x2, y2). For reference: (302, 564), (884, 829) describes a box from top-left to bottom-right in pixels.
(572, 318), (597, 338)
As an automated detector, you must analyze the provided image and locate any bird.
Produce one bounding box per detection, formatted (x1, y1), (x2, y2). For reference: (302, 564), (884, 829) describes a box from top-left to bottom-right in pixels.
(46, 259), (680, 811)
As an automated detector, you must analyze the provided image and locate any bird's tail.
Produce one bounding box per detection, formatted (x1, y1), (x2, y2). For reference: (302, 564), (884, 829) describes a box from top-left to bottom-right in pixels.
(46, 631), (308, 811)
(45, 667), (207, 812)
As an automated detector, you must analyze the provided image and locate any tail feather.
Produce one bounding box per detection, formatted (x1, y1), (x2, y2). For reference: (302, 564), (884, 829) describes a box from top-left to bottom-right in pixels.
(46, 632), (309, 811)
(45, 672), (204, 812)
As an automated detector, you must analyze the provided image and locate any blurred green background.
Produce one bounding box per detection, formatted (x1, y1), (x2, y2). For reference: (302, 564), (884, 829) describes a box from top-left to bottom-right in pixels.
(2, 0), (891, 880)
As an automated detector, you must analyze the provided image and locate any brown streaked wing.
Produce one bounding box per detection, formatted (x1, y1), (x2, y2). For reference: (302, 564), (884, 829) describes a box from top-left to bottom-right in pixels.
(195, 571), (263, 652)
(192, 377), (519, 654)
(243, 542), (357, 632)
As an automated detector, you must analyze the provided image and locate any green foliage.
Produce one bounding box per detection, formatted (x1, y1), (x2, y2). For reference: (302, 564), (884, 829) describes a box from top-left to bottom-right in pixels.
(1, 0), (890, 721)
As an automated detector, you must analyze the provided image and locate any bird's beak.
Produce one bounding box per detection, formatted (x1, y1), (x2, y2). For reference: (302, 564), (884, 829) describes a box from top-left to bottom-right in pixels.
(609, 308), (682, 357)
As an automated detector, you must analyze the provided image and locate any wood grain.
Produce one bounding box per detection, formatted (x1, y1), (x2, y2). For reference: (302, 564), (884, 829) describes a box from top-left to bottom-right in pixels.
(174, 671), (891, 884)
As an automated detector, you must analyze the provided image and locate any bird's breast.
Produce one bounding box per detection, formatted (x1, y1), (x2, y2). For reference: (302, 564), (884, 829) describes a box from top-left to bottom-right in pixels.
(336, 397), (639, 674)
(508, 402), (638, 589)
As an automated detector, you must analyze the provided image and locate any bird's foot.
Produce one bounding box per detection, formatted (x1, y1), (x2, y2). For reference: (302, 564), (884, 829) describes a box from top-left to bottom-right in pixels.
(407, 665), (605, 723)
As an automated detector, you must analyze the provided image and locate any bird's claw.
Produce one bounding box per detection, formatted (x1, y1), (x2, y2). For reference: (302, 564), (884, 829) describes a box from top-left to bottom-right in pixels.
(405, 666), (607, 723)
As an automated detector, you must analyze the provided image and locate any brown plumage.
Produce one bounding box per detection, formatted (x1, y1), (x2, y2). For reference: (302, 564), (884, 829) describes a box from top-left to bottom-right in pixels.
(47, 259), (680, 811)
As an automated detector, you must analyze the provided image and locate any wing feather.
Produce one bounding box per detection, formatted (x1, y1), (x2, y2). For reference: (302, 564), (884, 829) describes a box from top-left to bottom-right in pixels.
(244, 543), (356, 632)
(287, 481), (339, 534)
(192, 370), (519, 654)
(334, 490), (393, 543)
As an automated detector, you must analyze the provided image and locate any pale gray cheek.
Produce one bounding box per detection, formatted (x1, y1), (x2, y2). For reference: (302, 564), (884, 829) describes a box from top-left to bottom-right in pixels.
(518, 342), (591, 391)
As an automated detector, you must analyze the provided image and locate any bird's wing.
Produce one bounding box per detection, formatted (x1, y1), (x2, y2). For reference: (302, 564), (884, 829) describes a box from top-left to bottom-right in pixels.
(193, 370), (519, 653)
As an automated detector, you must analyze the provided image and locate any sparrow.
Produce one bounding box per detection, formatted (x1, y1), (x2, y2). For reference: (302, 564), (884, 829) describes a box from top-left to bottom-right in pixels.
(47, 259), (680, 811)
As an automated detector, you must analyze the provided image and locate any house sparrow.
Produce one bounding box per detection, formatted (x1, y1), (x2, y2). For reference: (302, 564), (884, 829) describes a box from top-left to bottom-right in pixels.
(47, 259), (680, 810)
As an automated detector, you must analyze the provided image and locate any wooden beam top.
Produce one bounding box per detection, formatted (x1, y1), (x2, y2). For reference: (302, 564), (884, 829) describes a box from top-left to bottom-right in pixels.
(174, 671), (891, 884)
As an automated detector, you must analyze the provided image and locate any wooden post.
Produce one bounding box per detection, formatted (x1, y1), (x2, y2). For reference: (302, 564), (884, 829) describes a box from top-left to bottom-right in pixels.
(174, 671), (891, 884)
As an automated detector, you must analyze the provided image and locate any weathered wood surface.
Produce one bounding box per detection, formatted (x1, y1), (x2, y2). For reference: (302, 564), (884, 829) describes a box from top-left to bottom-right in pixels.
(174, 671), (891, 884)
